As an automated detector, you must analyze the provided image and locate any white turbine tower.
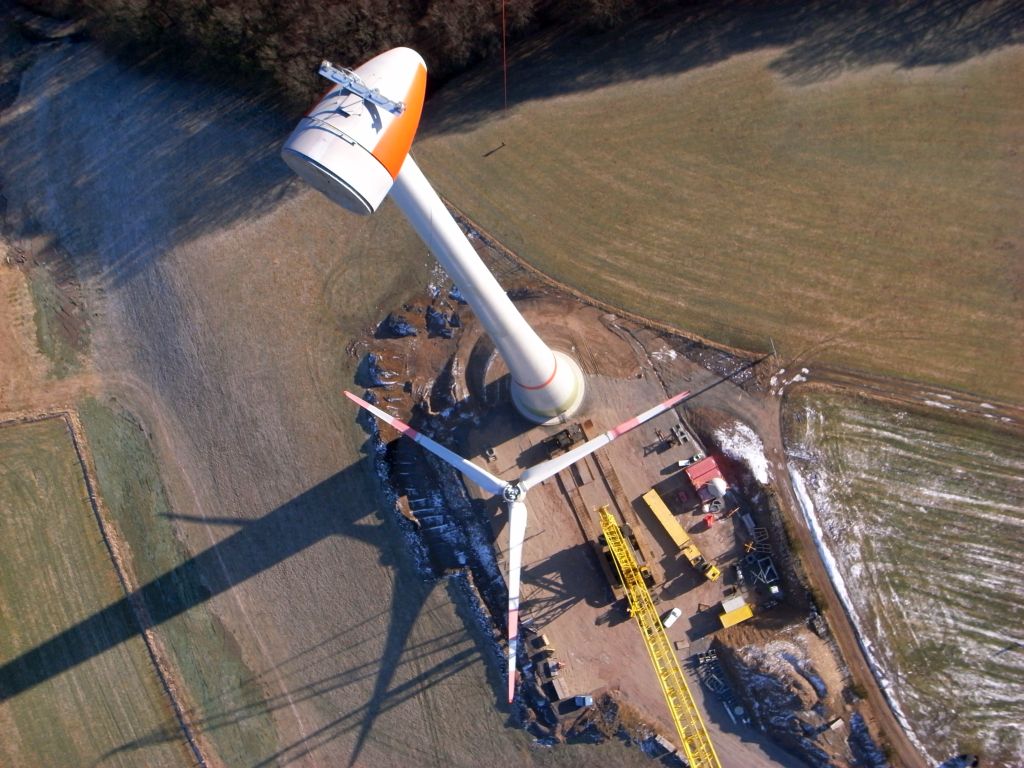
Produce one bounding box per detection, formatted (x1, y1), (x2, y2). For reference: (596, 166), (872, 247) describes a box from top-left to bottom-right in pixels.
(281, 48), (584, 423)
(343, 388), (690, 702)
(281, 47), (692, 703)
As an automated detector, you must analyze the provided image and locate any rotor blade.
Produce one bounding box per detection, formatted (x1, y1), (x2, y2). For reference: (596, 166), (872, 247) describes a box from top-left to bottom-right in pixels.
(343, 391), (507, 495)
(519, 389), (691, 491)
(505, 498), (528, 703)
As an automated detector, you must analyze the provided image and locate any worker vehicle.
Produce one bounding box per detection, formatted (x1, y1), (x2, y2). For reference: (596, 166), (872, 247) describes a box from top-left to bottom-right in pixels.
(662, 607), (683, 628)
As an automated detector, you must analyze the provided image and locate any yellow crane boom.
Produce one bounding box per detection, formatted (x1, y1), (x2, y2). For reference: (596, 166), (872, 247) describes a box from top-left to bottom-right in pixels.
(598, 505), (721, 768)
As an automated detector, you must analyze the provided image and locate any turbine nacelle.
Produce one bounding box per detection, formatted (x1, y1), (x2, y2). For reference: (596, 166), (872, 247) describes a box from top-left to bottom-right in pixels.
(281, 48), (426, 215)
(282, 47), (586, 423)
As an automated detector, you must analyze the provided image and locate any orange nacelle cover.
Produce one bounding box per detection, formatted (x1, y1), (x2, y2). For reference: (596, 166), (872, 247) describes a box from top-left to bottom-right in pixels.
(281, 47), (428, 214)
(372, 62), (426, 179)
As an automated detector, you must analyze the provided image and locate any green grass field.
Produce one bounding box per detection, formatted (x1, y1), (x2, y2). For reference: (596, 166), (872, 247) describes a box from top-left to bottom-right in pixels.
(0, 417), (190, 767)
(77, 398), (279, 765)
(785, 392), (1024, 766)
(416, 25), (1023, 403)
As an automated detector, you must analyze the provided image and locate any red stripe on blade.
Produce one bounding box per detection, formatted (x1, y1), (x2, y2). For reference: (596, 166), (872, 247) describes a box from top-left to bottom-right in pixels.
(507, 608), (519, 702)
(608, 416), (641, 439)
(344, 390), (420, 438)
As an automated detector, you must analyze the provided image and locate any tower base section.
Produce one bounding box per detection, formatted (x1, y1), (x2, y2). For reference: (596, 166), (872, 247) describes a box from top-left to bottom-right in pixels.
(511, 351), (586, 425)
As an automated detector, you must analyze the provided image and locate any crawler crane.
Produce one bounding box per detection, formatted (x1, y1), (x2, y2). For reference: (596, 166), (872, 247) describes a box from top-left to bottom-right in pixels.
(599, 506), (721, 768)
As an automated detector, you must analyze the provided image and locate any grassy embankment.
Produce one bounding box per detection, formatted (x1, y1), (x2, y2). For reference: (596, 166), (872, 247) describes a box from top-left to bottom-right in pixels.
(785, 390), (1024, 766)
(0, 417), (189, 767)
(23, 246), (89, 378)
(416, 37), (1023, 404)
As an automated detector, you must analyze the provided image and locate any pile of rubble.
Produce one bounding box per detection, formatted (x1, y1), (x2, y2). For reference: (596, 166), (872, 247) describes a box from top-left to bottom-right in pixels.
(724, 636), (883, 767)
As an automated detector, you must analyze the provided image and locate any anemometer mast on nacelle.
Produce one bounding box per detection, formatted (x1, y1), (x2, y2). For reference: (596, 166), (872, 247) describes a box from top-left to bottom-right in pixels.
(281, 47), (584, 422)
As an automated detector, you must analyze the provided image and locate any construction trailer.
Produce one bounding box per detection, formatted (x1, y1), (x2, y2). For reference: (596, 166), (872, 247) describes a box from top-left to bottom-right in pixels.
(719, 596), (754, 629)
(642, 488), (690, 549)
(642, 489), (720, 581)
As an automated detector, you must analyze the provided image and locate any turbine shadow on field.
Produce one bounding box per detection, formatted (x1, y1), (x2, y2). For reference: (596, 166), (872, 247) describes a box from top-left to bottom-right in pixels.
(0, 41), (301, 288)
(0, 452), (501, 767)
(421, 0), (1024, 137)
(98, 589), (484, 767)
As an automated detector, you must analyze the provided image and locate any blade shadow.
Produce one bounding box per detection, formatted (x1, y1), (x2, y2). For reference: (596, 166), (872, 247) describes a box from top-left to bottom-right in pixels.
(93, 580), (488, 768)
(0, 437), (501, 766)
(0, 463), (371, 700)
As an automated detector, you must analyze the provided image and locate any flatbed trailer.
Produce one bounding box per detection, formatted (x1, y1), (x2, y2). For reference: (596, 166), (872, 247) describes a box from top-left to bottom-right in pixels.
(642, 488), (690, 550)
(642, 489), (720, 581)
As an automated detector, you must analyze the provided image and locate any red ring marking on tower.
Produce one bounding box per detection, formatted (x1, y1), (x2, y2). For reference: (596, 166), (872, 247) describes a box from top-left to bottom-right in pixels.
(515, 355), (559, 391)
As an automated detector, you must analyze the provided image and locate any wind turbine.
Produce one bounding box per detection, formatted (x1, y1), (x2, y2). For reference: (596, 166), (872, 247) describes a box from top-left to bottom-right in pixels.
(281, 45), (691, 701)
(344, 387), (691, 702)
(282, 48), (585, 424)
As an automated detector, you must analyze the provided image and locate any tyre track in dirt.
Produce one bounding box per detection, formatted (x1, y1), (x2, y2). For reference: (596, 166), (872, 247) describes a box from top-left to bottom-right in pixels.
(802, 366), (1024, 434)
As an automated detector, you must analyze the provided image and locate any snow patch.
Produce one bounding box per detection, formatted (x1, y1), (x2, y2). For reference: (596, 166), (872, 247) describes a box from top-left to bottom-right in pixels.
(714, 421), (771, 484)
(787, 464), (930, 757)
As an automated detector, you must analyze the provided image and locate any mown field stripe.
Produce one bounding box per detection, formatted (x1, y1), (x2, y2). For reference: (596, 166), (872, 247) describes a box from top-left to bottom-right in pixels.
(0, 411), (208, 767)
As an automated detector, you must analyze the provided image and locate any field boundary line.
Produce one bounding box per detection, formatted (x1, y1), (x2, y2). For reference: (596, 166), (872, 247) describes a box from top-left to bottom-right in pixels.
(443, 199), (764, 362)
(445, 199), (1024, 426)
(0, 408), (212, 768)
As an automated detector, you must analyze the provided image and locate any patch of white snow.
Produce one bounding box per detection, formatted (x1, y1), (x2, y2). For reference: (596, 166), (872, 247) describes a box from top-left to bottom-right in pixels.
(714, 421), (771, 484)
(787, 463), (930, 758)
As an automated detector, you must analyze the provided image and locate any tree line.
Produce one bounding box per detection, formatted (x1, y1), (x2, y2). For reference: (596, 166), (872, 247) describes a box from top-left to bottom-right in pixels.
(19, 0), (656, 106)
